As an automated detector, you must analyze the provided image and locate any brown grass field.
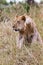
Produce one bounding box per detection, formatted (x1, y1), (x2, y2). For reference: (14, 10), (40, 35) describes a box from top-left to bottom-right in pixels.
(0, 3), (43, 65)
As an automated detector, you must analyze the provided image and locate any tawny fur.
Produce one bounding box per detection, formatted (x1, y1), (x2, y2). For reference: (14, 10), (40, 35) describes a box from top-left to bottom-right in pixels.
(13, 15), (42, 49)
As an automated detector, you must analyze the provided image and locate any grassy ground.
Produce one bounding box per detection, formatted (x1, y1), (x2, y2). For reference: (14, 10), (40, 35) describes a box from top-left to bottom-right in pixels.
(0, 3), (43, 65)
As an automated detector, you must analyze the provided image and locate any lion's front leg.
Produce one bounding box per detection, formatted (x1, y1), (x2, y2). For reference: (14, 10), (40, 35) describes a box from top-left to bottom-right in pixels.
(16, 34), (25, 49)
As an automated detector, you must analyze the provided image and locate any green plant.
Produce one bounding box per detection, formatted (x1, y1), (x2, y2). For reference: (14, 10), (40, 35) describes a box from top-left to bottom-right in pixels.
(10, 1), (13, 5)
(0, 0), (8, 5)
(22, 3), (30, 13)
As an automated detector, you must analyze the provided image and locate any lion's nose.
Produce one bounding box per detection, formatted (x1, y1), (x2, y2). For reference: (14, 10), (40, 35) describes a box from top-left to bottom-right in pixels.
(13, 25), (15, 28)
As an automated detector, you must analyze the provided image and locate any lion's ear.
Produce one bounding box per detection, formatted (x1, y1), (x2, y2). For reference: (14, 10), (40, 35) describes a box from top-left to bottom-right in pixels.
(21, 16), (26, 21)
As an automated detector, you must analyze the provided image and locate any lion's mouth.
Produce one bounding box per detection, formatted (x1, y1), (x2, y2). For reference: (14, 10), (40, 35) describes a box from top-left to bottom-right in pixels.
(15, 29), (19, 31)
(13, 25), (19, 31)
(13, 28), (20, 31)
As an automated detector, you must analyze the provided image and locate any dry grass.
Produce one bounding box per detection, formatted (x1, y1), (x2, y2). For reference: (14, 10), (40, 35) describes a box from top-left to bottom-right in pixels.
(0, 3), (43, 65)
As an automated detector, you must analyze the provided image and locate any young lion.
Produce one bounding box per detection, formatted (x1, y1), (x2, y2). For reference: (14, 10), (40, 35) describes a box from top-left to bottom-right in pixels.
(13, 15), (42, 49)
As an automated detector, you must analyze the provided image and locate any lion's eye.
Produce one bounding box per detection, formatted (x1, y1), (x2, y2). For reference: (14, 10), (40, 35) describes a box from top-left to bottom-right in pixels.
(17, 21), (20, 24)
(31, 35), (33, 38)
